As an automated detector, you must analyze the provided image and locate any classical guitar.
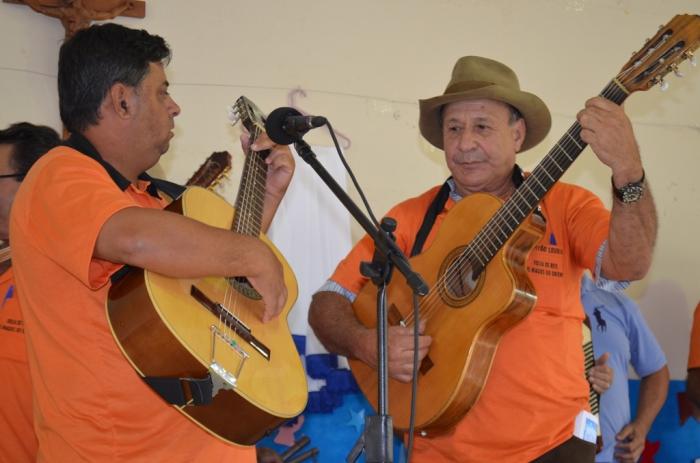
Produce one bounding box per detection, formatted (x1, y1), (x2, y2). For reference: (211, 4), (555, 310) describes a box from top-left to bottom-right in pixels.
(185, 150), (232, 188)
(349, 14), (700, 434)
(107, 96), (307, 445)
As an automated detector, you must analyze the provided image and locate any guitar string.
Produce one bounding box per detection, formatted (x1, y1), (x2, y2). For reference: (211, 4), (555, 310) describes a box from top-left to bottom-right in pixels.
(221, 102), (243, 340)
(223, 102), (253, 341)
(402, 80), (629, 326)
(225, 118), (269, 342)
(246, 123), (268, 329)
(227, 118), (259, 337)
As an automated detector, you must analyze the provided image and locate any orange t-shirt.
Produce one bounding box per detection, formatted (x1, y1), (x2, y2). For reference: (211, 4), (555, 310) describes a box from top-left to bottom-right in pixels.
(689, 303), (700, 369)
(10, 146), (255, 462)
(330, 181), (609, 462)
(0, 266), (38, 462)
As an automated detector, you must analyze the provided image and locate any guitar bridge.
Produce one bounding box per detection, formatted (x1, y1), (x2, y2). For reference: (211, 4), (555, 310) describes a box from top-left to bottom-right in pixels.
(190, 285), (271, 360)
(209, 325), (249, 394)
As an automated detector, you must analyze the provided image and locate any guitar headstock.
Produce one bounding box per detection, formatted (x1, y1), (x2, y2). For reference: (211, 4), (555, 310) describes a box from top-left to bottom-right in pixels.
(185, 150), (232, 189)
(617, 14), (700, 93)
(228, 96), (267, 137)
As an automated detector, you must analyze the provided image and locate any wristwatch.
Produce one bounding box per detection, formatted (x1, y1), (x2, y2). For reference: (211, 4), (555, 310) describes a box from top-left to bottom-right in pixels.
(612, 170), (645, 204)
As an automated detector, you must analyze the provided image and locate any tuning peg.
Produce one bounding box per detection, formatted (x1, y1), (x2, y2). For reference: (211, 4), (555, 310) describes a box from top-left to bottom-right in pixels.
(670, 64), (684, 78)
(227, 106), (240, 124)
(659, 78), (669, 92)
(683, 51), (697, 67)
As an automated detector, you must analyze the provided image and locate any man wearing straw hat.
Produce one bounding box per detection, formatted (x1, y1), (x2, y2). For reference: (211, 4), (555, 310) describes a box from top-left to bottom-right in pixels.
(309, 56), (657, 462)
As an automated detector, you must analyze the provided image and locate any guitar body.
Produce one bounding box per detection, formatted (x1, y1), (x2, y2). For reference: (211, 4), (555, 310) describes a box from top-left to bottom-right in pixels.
(107, 186), (307, 445)
(349, 192), (545, 434)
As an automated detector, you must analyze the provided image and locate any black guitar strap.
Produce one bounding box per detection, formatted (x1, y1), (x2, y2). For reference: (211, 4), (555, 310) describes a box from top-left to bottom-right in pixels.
(410, 179), (452, 257)
(410, 166), (528, 257)
(143, 375), (214, 407)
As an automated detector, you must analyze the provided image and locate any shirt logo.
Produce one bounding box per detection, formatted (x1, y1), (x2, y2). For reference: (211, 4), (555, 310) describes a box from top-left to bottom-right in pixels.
(0, 284), (13, 310)
(593, 307), (607, 332)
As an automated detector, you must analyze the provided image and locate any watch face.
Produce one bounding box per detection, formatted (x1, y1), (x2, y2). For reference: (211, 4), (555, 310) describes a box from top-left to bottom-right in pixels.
(621, 184), (644, 203)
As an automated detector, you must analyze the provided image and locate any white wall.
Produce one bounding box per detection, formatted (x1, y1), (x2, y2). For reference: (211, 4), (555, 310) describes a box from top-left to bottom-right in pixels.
(1, 0), (699, 378)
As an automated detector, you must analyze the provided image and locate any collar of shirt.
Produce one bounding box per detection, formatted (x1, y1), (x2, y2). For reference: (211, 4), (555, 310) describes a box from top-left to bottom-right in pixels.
(63, 132), (162, 198)
(445, 164), (525, 202)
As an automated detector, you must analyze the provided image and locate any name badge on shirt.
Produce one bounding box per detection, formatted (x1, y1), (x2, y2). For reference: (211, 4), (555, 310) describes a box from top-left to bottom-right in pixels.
(573, 410), (599, 444)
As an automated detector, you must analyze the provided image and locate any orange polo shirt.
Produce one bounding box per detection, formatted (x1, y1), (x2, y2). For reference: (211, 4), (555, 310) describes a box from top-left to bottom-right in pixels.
(330, 181), (609, 462)
(10, 146), (255, 462)
(0, 266), (37, 462)
(689, 303), (700, 369)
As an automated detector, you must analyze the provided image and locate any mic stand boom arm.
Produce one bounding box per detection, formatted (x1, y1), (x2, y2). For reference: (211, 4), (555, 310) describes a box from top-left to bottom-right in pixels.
(293, 139), (428, 463)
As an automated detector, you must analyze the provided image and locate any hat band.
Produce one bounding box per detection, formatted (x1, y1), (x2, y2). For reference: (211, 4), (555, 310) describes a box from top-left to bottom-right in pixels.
(444, 80), (498, 94)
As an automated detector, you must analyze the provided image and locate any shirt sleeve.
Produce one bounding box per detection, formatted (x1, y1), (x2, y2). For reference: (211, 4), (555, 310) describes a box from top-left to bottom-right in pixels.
(593, 241), (630, 292)
(317, 279), (357, 302)
(626, 299), (667, 377)
(21, 153), (141, 289)
(563, 184), (611, 273)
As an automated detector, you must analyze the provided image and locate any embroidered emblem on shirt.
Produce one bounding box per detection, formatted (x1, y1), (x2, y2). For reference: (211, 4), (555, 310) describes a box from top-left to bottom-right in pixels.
(593, 307), (607, 332)
(549, 232), (557, 246)
(1, 284), (13, 310)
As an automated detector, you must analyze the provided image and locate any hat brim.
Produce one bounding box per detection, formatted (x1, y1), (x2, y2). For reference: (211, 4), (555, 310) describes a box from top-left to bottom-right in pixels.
(419, 84), (551, 152)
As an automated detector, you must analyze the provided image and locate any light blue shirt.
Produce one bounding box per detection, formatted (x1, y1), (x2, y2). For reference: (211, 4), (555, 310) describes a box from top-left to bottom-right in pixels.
(581, 275), (667, 463)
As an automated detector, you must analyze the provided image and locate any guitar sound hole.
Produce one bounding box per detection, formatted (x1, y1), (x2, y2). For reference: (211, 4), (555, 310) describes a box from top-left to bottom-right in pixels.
(228, 277), (262, 300)
(438, 247), (484, 307)
(444, 263), (479, 299)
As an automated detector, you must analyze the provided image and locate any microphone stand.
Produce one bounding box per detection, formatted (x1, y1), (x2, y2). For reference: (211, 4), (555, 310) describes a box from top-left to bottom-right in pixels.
(293, 139), (428, 463)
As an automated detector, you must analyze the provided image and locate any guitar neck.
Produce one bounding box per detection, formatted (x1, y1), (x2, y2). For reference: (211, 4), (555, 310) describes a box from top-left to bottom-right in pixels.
(467, 81), (629, 270)
(232, 143), (268, 236)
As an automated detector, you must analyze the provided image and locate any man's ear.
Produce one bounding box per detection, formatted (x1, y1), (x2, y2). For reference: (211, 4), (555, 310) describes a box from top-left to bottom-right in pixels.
(108, 83), (134, 118)
(512, 118), (526, 152)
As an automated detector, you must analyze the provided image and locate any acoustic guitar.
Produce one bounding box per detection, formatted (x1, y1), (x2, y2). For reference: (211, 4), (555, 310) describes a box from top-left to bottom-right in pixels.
(349, 14), (700, 434)
(107, 97), (308, 445)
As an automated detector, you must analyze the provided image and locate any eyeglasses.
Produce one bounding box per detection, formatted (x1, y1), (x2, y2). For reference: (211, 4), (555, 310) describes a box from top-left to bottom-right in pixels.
(0, 172), (26, 180)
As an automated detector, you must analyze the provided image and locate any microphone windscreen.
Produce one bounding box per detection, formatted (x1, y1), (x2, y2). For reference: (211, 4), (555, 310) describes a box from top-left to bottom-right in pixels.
(265, 107), (303, 145)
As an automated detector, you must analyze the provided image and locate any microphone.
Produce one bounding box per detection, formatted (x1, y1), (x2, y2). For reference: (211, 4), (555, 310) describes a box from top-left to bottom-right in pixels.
(265, 107), (327, 145)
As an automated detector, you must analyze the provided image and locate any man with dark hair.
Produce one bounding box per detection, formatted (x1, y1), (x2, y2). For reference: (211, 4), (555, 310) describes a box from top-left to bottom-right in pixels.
(309, 56), (657, 462)
(0, 122), (61, 462)
(10, 23), (293, 462)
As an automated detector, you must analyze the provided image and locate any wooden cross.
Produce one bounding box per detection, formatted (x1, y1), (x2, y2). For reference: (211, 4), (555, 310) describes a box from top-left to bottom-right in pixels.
(3, 0), (145, 37)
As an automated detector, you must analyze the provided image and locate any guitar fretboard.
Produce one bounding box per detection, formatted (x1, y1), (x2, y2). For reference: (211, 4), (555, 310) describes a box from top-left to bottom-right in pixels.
(230, 96), (270, 238)
(232, 141), (267, 237)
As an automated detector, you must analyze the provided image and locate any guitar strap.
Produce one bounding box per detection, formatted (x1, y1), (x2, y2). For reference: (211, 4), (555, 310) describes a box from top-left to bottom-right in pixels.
(411, 166), (527, 257)
(143, 375), (214, 406)
(410, 179), (452, 257)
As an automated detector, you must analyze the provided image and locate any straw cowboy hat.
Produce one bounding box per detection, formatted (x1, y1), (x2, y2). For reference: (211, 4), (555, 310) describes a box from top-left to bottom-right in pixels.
(419, 56), (551, 152)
